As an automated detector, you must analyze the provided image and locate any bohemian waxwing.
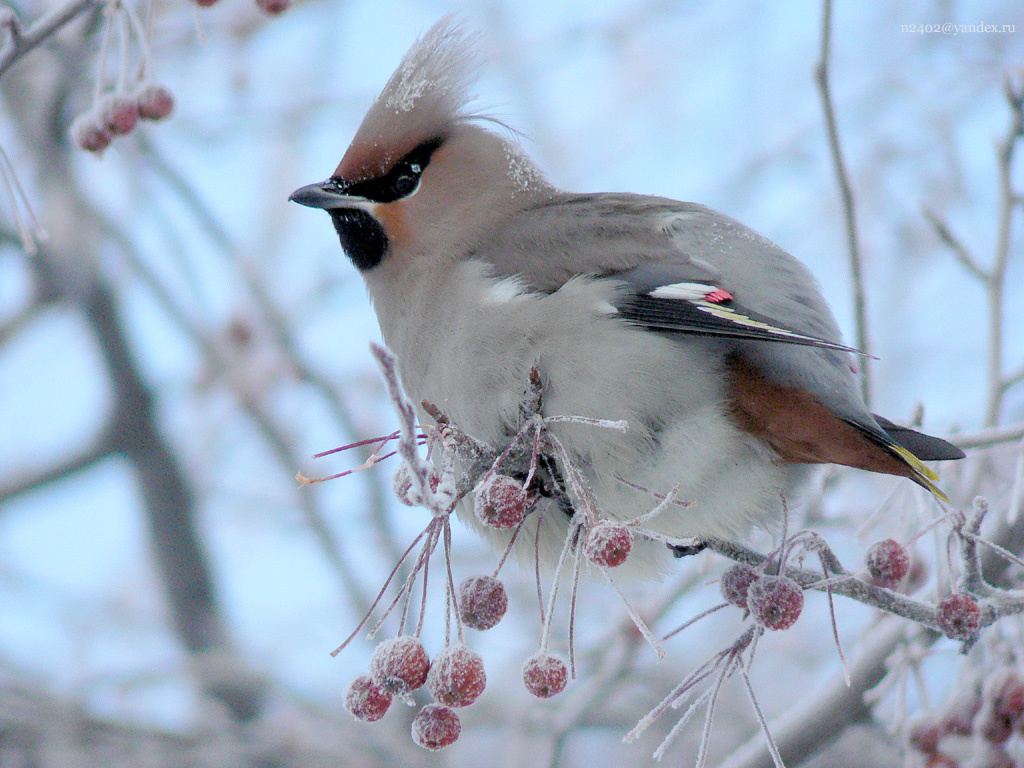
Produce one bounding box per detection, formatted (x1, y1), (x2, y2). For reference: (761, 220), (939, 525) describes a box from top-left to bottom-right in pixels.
(290, 17), (964, 571)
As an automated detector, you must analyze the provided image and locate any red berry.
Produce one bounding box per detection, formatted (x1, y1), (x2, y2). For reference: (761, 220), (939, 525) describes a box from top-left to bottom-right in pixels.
(392, 463), (440, 506)
(584, 520), (632, 567)
(473, 474), (527, 529)
(747, 575), (804, 630)
(993, 673), (1024, 721)
(343, 673), (391, 722)
(97, 94), (138, 136)
(70, 114), (111, 153)
(936, 594), (982, 641)
(720, 565), (759, 609)
(135, 84), (174, 121)
(411, 704), (461, 751)
(392, 463), (417, 506)
(522, 653), (568, 699)
(458, 575), (507, 630)
(924, 756), (957, 768)
(369, 636), (430, 695)
(908, 715), (947, 755)
(865, 538), (910, 588)
(427, 644), (486, 707)
(943, 690), (982, 736)
(979, 703), (1013, 744)
(193, 0), (218, 7)
(256, 0), (290, 14)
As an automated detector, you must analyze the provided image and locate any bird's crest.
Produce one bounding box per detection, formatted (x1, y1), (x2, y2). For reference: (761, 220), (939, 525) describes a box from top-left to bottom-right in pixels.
(336, 16), (478, 182)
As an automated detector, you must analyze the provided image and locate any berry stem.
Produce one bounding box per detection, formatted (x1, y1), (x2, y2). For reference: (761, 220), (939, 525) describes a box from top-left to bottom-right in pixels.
(115, 2), (130, 93)
(119, 0), (151, 80)
(330, 520), (433, 656)
(537, 517), (582, 653)
(442, 519), (464, 645)
(93, 4), (113, 105)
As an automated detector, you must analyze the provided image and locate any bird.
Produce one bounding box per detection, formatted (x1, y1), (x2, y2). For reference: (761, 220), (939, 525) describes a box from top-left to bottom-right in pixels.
(290, 17), (964, 571)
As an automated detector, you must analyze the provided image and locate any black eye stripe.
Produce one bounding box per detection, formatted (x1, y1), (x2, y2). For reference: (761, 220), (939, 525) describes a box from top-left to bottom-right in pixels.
(342, 136), (444, 203)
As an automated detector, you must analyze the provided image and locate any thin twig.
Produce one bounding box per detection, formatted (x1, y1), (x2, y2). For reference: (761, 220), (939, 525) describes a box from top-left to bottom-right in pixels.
(815, 0), (871, 406)
(923, 208), (988, 282)
(0, 0), (102, 79)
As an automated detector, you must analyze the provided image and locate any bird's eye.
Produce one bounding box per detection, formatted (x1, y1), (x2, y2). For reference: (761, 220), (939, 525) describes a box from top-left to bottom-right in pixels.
(392, 171), (419, 198)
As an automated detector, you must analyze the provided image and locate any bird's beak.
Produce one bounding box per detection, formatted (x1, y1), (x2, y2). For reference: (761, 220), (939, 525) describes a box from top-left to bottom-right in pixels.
(289, 179), (361, 210)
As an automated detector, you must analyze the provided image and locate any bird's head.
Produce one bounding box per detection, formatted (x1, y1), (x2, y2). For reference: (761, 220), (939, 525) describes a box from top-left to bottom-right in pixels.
(290, 17), (552, 275)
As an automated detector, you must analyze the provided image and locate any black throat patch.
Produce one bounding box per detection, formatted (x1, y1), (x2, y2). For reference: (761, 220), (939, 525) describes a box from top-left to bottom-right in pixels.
(329, 208), (389, 271)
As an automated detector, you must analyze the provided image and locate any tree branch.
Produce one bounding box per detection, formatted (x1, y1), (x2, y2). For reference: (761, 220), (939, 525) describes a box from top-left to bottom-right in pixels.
(815, 0), (871, 407)
(0, 435), (114, 507)
(0, 0), (101, 79)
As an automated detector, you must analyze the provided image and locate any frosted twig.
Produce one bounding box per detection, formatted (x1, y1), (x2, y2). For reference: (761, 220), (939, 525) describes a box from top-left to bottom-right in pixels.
(601, 569), (666, 660)
(740, 667), (786, 768)
(0, 0), (101, 79)
(662, 601), (729, 642)
(538, 516), (583, 652)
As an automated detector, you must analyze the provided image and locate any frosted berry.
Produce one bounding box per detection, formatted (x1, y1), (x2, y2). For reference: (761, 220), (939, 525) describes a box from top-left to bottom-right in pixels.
(747, 575), (803, 630)
(584, 520), (632, 567)
(721, 565), (759, 609)
(369, 636), (430, 695)
(343, 673), (391, 722)
(135, 84), (174, 121)
(392, 463), (440, 506)
(924, 756), (956, 768)
(522, 653), (568, 699)
(943, 691), (982, 736)
(411, 704), (461, 751)
(256, 0), (290, 14)
(936, 594), (982, 641)
(427, 644), (486, 707)
(193, 0), (219, 7)
(458, 575), (507, 630)
(994, 673), (1024, 722)
(70, 114), (111, 153)
(473, 474), (527, 529)
(980, 703), (1013, 744)
(865, 538), (910, 588)
(908, 715), (946, 755)
(97, 94), (138, 136)
(392, 463), (417, 505)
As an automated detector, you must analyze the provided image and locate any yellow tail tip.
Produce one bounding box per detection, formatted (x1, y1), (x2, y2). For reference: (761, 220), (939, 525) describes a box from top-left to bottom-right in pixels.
(891, 445), (948, 501)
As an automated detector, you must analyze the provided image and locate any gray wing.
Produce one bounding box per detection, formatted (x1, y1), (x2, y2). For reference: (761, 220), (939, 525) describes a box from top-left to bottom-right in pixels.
(474, 192), (876, 430)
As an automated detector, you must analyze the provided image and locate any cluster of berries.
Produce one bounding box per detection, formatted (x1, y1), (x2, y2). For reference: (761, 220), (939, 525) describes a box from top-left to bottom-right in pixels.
(473, 473), (635, 568)
(720, 564), (804, 630)
(718, 537), (985, 640)
(343, 461), (652, 751)
(865, 538), (982, 642)
(343, 567), (568, 750)
(909, 672), (1024, 767)
(71, 84), (174, 153)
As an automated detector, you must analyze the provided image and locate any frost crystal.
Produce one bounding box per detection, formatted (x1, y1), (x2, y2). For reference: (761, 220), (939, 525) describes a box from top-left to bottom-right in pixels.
(505, 146), (544, 193)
